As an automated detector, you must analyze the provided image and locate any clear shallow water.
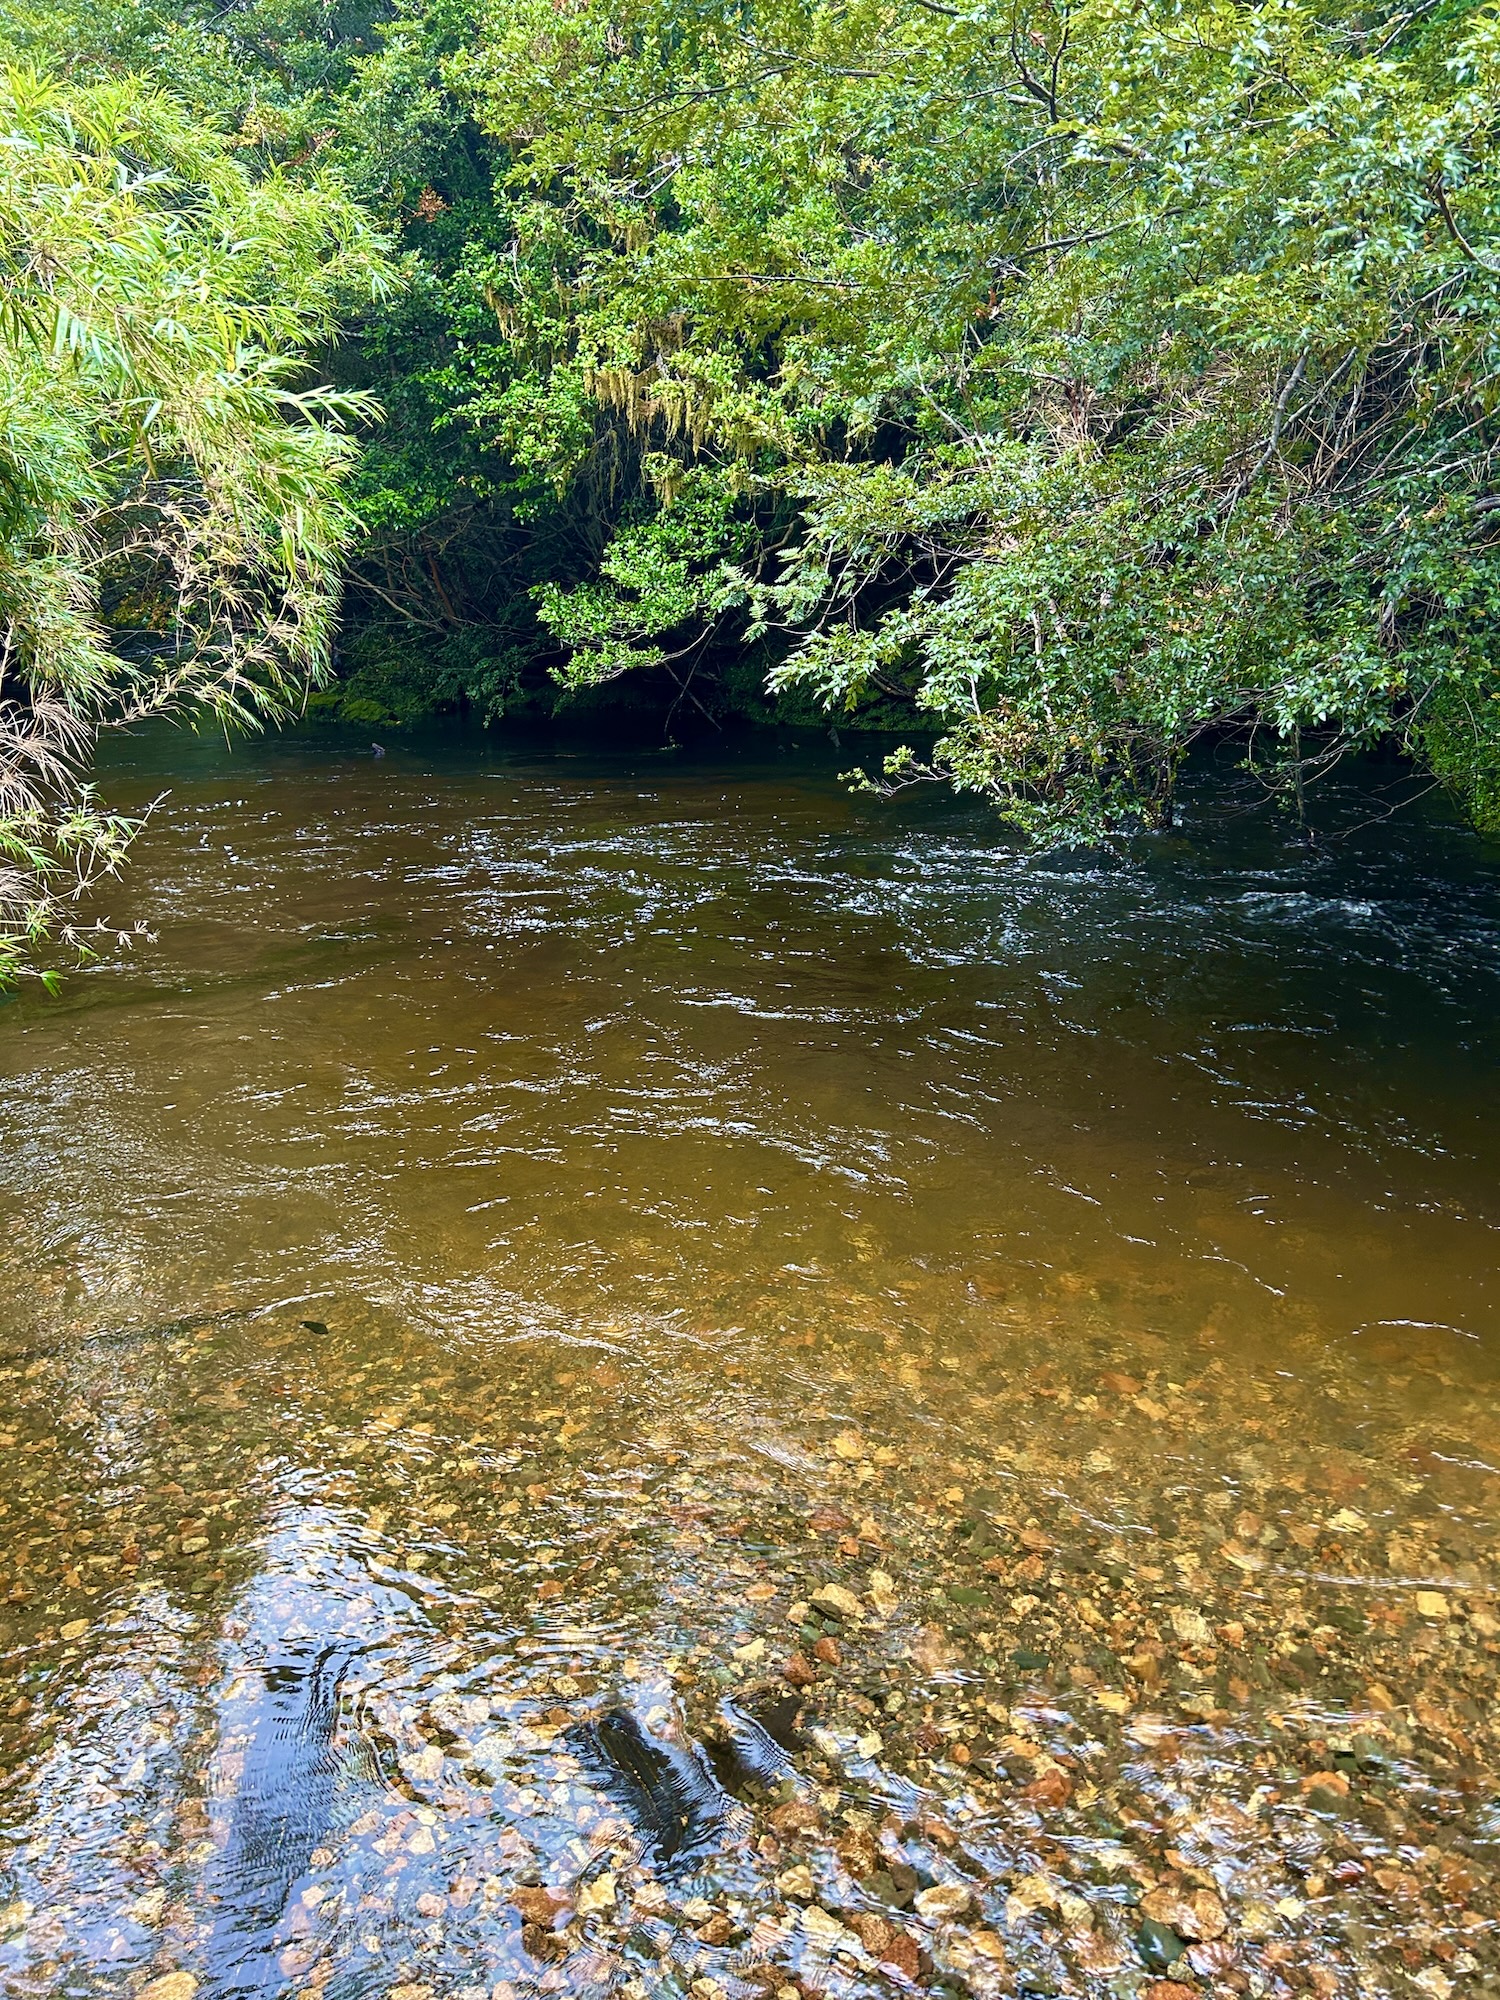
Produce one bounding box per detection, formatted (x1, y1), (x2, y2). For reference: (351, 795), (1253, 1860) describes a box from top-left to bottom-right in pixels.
(0, 728), (1497, 2000)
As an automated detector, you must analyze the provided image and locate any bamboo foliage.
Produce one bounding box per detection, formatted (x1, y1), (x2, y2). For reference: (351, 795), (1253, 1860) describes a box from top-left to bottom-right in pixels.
(0, 65), (385, 982)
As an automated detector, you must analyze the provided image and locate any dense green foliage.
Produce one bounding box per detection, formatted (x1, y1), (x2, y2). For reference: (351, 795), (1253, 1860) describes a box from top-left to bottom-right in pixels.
(467, 0), (1500, 837)
(4, 0), (1500, 977)
(0, 58), (381, 980)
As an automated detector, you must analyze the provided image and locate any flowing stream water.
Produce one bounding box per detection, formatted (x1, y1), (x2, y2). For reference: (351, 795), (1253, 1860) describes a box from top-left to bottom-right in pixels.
(0, 727), (1497, 2000)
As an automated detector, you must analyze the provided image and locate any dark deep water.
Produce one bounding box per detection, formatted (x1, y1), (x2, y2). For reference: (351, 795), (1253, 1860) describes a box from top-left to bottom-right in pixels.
(0, 726), (1496, 2000)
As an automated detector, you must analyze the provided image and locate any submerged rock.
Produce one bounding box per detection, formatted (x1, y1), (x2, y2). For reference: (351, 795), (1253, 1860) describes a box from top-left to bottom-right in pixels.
(1135, 1915), (1188, 1971)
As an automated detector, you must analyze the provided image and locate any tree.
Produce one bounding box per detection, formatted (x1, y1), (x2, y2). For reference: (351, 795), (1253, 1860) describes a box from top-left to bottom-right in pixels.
(0, 65), (384, 982)
(463, 0), (1500, 837)
(11, 0), (1500, 852)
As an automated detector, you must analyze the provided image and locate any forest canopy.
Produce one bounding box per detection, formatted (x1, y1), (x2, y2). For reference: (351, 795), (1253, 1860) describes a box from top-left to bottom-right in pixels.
(3, 0), (1500, 970)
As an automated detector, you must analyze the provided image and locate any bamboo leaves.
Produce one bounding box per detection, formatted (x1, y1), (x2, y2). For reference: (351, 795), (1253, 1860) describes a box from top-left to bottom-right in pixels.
(0, 65), (386, 983)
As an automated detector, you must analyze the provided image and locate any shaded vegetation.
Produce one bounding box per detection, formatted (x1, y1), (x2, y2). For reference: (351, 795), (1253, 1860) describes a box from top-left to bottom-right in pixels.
(4, 0), (1500, 971)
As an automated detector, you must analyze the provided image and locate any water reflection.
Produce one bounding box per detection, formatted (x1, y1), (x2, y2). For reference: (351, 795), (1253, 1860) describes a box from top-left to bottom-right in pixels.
(0, 732), (1496, 1997)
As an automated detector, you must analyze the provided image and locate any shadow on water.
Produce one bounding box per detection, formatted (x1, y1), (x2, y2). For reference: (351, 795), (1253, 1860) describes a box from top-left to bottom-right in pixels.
(567, 1709), (730, 1866)
(201, 1641), (357, 1998)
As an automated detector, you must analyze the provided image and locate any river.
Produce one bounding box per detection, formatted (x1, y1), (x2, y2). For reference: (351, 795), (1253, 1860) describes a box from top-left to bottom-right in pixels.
(0, 726), (1496, 2000)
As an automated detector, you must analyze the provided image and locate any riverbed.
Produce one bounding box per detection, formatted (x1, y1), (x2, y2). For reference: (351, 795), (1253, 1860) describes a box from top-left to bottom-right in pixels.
(0, 728), (1497, 2000)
